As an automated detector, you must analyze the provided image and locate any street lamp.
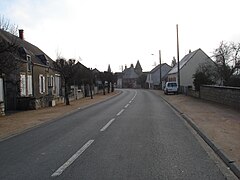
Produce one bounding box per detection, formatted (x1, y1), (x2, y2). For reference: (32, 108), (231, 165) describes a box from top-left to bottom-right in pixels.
(176, 24), (180, 93)
(159, 50), (162, 90)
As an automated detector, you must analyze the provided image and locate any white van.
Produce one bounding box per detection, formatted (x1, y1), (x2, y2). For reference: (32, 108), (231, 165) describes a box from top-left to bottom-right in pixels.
(164, 82), (178, 95)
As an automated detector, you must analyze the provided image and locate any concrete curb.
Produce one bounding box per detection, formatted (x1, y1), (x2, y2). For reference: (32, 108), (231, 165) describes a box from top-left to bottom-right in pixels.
(159, 94), (240, 179)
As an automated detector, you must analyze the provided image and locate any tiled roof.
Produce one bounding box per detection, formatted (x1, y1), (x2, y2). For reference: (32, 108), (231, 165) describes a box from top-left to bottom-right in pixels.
(150, 63), (171, 73)
(168, 49), (200, 74)
(135, 60), (142, 70)
(123, 67), (138, 79)
(0, 29), (54, 67)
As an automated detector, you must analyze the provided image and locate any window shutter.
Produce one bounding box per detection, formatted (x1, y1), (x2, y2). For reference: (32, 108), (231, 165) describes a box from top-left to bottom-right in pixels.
(52, 76), (55, 90)
(20, 74), (26, 96)
(27, 75), (32, 95)
(39, 75), (42, 93)
(0, 78), (3, 102)
(43, 76), (45, 93)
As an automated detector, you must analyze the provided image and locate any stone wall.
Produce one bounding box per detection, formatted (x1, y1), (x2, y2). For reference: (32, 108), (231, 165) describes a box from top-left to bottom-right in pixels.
(0, 102), (5, 116)
(200, 85), (240, 110)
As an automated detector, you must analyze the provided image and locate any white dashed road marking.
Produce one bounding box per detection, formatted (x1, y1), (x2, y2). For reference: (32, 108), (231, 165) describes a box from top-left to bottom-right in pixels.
(117, 109), (125, 116)
(52, 90), (139, 177)
(100, 118), (116, 132)
(51, 140), (94, 177)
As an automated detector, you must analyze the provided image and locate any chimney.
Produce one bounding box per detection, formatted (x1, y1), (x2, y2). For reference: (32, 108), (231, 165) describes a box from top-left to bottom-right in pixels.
(189, 49), (191, 53)
(19, 29), (24, 40)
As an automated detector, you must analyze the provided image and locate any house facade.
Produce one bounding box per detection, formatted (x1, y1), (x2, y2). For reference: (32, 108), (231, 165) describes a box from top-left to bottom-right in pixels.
(168, 48), (215, 89)
(0, 77), (4, 115)
(146, 63), (172, 89)
(119, 60), (143, 88)
(0, 29), (61, 112)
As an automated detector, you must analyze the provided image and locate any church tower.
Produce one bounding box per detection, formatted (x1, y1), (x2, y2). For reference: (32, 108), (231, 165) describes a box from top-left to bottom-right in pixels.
(107, 64), (112, 72)
(135, 60), (142, 75)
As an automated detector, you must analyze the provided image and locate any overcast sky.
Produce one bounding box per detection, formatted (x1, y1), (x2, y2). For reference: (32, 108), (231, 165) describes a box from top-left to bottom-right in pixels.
(1, 0), (239, 72)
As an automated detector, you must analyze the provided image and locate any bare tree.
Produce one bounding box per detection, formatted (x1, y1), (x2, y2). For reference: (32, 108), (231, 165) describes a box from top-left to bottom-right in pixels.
(54, 58), (76, 105)
(99, 72), (106, 95)
(0, 15), (18, 35)
(0, 15), (20, 77)
(213, 41), (240, 85)
(0, 39), (19, 76)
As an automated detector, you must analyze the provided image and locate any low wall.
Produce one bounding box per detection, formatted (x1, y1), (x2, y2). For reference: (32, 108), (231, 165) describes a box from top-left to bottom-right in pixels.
(180, 86), (200, 98)
(200, 85), (240, 110)
(188, 89), (200, 98)
(17, 96), (54, 110)
(0, 102), (5, 116)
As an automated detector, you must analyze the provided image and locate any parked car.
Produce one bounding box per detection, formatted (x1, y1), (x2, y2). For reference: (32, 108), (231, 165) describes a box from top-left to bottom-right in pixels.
(164, 82), (178, 95)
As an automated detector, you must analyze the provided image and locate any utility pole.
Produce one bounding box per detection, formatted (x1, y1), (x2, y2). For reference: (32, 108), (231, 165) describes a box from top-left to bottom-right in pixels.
(176, 24), (180, 93)
(159, 50), (162, 90)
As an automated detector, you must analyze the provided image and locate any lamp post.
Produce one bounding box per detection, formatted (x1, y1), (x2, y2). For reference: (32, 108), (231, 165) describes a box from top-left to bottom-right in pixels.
(159, 50), (162, 90)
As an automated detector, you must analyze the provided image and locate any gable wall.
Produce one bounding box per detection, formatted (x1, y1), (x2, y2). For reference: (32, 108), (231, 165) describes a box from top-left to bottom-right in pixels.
(151, 64), (172, 85)
(180, 50), (214, 87)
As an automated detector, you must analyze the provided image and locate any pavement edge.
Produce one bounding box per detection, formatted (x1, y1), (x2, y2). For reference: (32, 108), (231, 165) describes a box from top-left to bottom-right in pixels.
(159, 93), (240, 179)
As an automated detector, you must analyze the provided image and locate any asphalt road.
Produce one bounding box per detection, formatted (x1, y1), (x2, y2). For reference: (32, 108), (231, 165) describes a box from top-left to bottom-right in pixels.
(0, 89), (227, 179)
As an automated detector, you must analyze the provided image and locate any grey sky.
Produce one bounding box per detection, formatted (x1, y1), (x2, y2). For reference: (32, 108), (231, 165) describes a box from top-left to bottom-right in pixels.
(1, 0), (239, 72)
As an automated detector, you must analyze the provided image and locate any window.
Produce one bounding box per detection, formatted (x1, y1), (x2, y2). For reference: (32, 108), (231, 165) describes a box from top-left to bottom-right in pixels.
(27, 75), (33, 95)
(27, 55), (32, 72)
(55, 75), (60, 96)
(39, 74), (45, 94)
(48, 75), (54, 87)
(0, 78), (3, 102)
(20, 74), (26, 96)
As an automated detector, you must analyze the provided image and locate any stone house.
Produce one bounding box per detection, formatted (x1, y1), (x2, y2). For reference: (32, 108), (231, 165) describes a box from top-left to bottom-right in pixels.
(168, 48), (215, 90)
(146, 63), (172, 89)
(0, 29), (61, 113)
(0, 77), (4, 115)
(120, 60), (143, 88)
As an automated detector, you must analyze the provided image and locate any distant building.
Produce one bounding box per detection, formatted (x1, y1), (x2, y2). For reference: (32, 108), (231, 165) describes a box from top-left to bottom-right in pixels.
(116, 60), (143, 88)
(146, 63), (172, 89)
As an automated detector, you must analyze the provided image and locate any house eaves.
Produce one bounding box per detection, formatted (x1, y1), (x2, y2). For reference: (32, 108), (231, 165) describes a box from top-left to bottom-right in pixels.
(0, 29), (55, 68)
(150, 63), (171, 74)
(168, 49), (200, 75)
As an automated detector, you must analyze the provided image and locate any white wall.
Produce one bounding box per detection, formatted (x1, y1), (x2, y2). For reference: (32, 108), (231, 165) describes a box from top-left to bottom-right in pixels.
(180, 50), (214, 87)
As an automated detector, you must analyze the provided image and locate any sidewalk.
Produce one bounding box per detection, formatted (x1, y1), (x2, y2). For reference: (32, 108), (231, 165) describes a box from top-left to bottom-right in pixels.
(0, 92), (118, 141)
(152, 90), (240, 178)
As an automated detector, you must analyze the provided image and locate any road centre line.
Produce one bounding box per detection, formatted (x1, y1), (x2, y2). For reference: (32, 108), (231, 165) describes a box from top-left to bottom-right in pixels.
(100, 118), (115, 132)
(51, 139), (94, 177)
(124, 104), (129, 108)
(117, 109), (125, 116)
(129, 100), (132, 103)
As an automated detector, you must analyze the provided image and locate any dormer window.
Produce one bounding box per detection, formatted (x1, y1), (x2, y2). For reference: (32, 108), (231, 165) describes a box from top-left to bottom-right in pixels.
(36, 54), (49, 66)
(27, 55), (32, 72)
